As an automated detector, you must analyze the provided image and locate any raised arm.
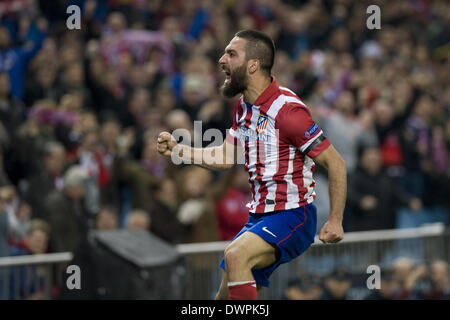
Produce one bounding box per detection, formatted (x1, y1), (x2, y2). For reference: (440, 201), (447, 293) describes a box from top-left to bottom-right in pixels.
(157, 131), (237, 171)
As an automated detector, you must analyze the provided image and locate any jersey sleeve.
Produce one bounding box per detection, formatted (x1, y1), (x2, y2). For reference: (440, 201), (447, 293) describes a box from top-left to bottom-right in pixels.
(278, 104), (330, 158)
(225, 100), (242, 145)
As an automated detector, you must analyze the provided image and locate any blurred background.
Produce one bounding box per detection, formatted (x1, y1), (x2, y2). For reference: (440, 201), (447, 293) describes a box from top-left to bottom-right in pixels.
(0, 0), (449, 300)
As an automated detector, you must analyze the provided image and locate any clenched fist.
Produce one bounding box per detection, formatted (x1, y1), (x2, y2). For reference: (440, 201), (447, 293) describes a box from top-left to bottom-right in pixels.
(319, 219), (344, 244)
(157, 131), (177, 157)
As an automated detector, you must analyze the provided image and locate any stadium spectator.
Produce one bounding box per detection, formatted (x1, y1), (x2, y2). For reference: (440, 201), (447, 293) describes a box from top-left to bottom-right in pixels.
(0, 194), (8, 299)
(0, 144), (10, 187)
(8, 219), (51, 300)
(0, 18), (47, 99)
(215, 167), (251, 241)
(424, 260), (450, 300)
(44, 165), (91, 253)
(392, 257), (427, 300)
(0, 72), (25, 139)
(147, 177), (188, 244)
(365, 269), (397, 300)
(320, 269), (352, 300)
(396, 260), (450, 300)
(177, 73), (212, 123)
(24, 141), (66, 220)
(10, 218), (50, 255)
(316, 90), (377, 173)
(114, 132), (160, 212)
(7, 200), (33, 245)
(0, 193), (7, 257)
(176, 166), (219, 243)
(139, 128), (169, 179)
(95, 206), (119, 231)
(24, 64), (61, 107)
(345, 145), (422, 231)
(0, 185), (31, 243)
(126, 209), (151, 231)
(121, 88), (152, 129)
(372, 96), (415, 174)
(400, 94), (435, 198)
(282, 276), (322, 300)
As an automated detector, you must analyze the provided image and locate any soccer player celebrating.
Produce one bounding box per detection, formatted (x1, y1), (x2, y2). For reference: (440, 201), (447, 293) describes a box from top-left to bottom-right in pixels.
(157, 30), (347, 300)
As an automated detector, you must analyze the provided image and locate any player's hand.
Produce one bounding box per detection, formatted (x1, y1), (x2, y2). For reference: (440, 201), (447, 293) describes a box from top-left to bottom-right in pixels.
(319, 219), (344, 244)
(157, 131), (177, 157)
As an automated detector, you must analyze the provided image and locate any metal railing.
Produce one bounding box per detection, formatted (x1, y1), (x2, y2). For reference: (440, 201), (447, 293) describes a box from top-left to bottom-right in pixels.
(176, 223), (450, 299)
(0, 224), (448, 300)
(0, 252), (73, 300)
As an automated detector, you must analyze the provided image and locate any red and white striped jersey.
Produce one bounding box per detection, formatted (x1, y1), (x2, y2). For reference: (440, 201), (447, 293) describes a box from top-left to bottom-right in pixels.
(226, 77), (330, 214)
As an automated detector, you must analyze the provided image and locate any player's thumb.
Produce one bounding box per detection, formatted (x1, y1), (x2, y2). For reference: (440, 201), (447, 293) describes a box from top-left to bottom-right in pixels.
(167, 135), (177, 149)
(158, 132), (176, 148)
(319, 226), (327, 242)
(158, 131), (171, 142)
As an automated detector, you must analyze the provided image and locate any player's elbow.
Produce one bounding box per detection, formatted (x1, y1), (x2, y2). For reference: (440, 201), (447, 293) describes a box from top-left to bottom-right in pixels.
(336, 154), (346, 170)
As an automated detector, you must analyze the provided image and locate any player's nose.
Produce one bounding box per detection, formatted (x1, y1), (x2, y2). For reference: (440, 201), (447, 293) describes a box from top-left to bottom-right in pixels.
(218, 54), (227, 66)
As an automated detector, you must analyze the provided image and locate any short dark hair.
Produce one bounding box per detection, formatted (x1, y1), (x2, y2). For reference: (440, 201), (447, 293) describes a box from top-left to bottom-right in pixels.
(43, 141), (65, 157)
(28, 219), (51, 238)
(235, 29), (275, 75)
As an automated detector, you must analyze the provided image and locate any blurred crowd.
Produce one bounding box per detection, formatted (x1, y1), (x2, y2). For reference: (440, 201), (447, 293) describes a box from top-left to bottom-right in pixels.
(0, 0), (448, 299)
(283, 257), (450, 300)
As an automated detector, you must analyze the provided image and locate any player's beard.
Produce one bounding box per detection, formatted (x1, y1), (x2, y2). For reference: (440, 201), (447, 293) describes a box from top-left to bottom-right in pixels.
(221, 62), (248, 98)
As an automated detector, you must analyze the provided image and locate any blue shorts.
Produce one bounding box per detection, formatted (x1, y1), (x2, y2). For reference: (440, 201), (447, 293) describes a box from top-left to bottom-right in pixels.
(219, 204), (317, 287)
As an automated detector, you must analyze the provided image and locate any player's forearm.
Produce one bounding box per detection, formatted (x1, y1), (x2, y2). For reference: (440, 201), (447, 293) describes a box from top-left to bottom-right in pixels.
(174, 144), (233, 171)
(326, 157), (347, 223)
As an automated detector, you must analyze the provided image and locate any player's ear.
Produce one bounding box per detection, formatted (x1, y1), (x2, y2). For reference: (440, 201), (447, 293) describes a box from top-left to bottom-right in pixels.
(248, 59), (258, 74)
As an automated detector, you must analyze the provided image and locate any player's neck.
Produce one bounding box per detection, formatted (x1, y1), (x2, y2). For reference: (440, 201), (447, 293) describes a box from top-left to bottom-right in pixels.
(243, 75), (272, 105)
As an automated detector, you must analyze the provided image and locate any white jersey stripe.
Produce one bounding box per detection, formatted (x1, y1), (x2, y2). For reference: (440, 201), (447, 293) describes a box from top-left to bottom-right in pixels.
(279, 88), (306, 106)
(299, 130), (324, 153)
(284, 145), (300, 210)
(303, 156), (315, 204)
(228, 127), (239, 138)
(262, 96), (286, 212)
(247, 106), (262, 212)
(279, 86), (296, 95)
(238, 99), (247, 124)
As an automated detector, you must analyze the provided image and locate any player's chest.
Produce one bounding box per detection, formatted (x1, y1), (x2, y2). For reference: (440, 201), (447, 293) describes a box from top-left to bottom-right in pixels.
(237, 110), (276, 145)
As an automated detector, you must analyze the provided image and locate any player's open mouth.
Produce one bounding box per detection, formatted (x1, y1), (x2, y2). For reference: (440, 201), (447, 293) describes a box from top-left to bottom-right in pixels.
(224, 70), (231, 84)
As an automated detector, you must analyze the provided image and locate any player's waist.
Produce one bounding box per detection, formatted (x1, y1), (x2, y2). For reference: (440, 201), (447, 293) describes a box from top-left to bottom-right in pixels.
(248, 201), (312, 217)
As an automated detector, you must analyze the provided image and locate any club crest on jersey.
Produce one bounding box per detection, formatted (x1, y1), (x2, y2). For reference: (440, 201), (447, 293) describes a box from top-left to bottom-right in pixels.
(256, 114), (268, 134)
